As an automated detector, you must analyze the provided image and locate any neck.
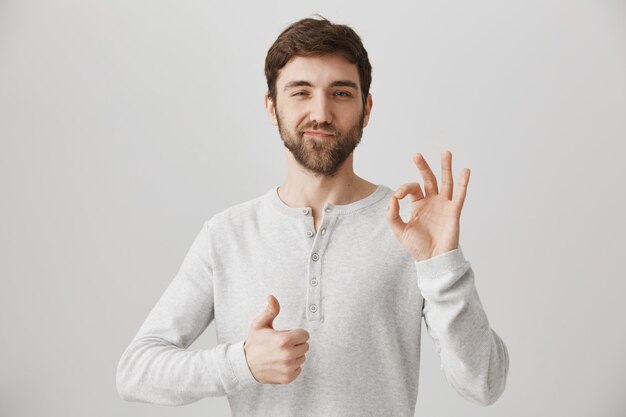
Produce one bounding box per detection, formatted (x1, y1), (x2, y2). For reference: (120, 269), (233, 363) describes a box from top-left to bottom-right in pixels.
(277, 149), (378, 212)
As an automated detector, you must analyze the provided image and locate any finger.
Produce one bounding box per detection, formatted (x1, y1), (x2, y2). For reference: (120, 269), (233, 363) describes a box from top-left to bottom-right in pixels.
(290, 355), (306, 369)
(394, 182), (424, 202)
(292, 342), (309, 357)
(440, 150), (453, 200)
(287, 328), (310, 345)
(413, 153), (439, 196)
(385, 195), (406, 238)
(453, 168), (471, 210)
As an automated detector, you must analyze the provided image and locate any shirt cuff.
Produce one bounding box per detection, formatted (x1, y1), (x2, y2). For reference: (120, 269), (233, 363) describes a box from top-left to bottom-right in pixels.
(225, 339), (262, 391)
(413, 245), (468, 279)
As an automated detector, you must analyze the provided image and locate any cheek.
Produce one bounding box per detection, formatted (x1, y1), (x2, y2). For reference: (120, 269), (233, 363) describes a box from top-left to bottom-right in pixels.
(278, 107), (307, 130)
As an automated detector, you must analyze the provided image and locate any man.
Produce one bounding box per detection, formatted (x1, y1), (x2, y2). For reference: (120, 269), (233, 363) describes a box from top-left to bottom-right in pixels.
(116, 16), (509, 417)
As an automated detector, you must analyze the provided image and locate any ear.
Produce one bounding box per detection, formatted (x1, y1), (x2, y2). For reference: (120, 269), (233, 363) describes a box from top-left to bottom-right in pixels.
(264, 93), (278, 126)
(362, 93), (373, 128)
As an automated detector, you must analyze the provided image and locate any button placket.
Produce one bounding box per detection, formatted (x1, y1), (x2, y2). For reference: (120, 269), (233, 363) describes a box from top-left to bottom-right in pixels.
(305, 208), (337, 322)
(306, 220), (324, 321)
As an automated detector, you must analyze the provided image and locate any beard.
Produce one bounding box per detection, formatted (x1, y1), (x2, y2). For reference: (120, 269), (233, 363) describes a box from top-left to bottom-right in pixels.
(276, 109), (365, 176)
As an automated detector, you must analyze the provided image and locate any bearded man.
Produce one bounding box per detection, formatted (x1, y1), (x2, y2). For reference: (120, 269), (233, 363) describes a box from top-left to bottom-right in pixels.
(117, 15), (509, 417)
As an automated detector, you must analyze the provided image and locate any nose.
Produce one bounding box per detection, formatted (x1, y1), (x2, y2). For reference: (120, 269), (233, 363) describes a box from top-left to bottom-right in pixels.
(309, 94), (333, 125)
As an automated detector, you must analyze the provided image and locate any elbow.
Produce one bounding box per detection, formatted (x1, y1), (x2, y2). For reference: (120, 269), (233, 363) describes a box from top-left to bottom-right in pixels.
(473, 382), (505, 406)
(474, 344), (509, 406)
(449, 370), (508, 407)
(114, 343), (196, 406)
(116, 377), (131, 402)
(451, 340), (509, 406)
(456, 371), (506, 406)
(116, 373), (132, 402)
(116, 347), (150, 404)
(116, 359), (153, 404)
(116, 354), (135, 402)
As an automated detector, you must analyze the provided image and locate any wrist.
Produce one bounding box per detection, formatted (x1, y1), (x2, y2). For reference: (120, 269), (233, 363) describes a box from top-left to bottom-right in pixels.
(413, 246), (458, 262)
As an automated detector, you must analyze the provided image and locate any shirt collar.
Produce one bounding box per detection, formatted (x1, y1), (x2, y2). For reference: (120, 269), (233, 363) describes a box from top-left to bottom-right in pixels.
(266, 184), (391, 217)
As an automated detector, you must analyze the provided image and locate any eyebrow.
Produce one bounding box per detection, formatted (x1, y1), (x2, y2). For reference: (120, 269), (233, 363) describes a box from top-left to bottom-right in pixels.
(283, 80), (359, 91)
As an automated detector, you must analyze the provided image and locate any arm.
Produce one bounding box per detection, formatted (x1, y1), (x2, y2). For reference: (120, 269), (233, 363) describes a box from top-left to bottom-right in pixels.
(386, 150), (509, 404)
(414, 245), (509, 405)
(116, 220), (259, 406)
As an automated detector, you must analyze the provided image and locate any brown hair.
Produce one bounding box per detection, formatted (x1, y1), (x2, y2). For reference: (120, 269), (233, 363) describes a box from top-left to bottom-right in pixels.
(264, 15), (372, 106)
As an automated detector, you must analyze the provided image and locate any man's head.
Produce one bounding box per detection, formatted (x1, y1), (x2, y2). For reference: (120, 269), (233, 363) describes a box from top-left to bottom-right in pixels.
(264, 16), (373, 176)
(265, 16), (372, 108)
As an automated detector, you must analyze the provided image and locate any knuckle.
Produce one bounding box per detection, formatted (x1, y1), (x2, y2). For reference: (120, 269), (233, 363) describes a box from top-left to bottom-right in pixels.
(277, 335), (290, 348)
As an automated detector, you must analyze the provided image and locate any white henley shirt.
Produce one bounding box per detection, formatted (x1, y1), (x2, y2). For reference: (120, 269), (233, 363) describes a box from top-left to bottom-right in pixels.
(116, 184), (509, 416)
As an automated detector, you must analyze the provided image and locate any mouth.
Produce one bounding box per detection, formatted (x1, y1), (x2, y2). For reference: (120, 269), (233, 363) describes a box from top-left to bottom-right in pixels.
(303, 131), (334, 138)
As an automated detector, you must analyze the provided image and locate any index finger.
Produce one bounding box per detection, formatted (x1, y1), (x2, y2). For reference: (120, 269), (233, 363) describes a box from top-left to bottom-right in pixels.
(287, 328), (310, 345)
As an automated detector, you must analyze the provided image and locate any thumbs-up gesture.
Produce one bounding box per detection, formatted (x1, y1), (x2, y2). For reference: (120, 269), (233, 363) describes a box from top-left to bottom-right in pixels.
(243, 294), (310, 384)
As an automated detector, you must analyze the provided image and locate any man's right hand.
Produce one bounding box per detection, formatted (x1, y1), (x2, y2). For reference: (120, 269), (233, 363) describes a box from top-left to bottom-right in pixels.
(243, 294), (310, 384)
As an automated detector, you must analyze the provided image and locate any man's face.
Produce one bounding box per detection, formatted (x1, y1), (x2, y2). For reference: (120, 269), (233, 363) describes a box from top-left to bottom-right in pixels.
(265, 54), (373, 176)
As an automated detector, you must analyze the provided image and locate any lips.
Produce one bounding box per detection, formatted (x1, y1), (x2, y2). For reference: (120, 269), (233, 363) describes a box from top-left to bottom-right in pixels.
(304, 131), (334, 138)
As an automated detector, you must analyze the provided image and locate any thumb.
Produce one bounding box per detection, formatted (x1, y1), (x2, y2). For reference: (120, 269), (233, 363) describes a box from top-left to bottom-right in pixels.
(250, 294), (280, 330)
(385, 195), (406, 238)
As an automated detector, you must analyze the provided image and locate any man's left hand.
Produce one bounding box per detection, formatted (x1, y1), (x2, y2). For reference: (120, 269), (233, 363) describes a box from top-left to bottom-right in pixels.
(386, 150), (470, 262)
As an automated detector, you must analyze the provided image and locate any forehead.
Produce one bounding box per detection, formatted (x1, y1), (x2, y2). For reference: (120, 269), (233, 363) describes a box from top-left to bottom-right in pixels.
(277, 54), (360, 89)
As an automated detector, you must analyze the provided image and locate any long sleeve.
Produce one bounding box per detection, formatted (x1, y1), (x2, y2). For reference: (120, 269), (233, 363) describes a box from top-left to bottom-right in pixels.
(414, 245), (509, 406)
(116, 220), (260, 406)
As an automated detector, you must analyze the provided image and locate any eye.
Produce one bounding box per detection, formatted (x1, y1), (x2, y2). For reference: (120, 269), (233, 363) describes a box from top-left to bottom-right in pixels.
(292, 91), (309, 97)
(334, 91), (351, 97)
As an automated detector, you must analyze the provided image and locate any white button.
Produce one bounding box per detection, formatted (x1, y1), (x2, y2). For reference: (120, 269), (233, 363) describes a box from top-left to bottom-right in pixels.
(302, 208), (310, 215)
(309, 304), (318, 313)
(321, 228), (326, 235)
(306, 231), (314, 237)
(325, 207), (331, 213)
(311, 253), (319, 261)
(310, 278), (318, 286)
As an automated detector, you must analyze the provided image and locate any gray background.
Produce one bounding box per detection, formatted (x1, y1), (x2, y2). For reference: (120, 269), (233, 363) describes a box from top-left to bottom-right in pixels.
(1, 0), (625, 416)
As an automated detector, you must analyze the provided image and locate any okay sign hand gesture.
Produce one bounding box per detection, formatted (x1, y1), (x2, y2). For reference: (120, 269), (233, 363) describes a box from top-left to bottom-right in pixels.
(386, 150), (470, 262)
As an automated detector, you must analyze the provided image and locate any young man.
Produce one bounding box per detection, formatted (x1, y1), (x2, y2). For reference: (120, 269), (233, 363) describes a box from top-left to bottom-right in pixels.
(116, 16), (509, 417)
